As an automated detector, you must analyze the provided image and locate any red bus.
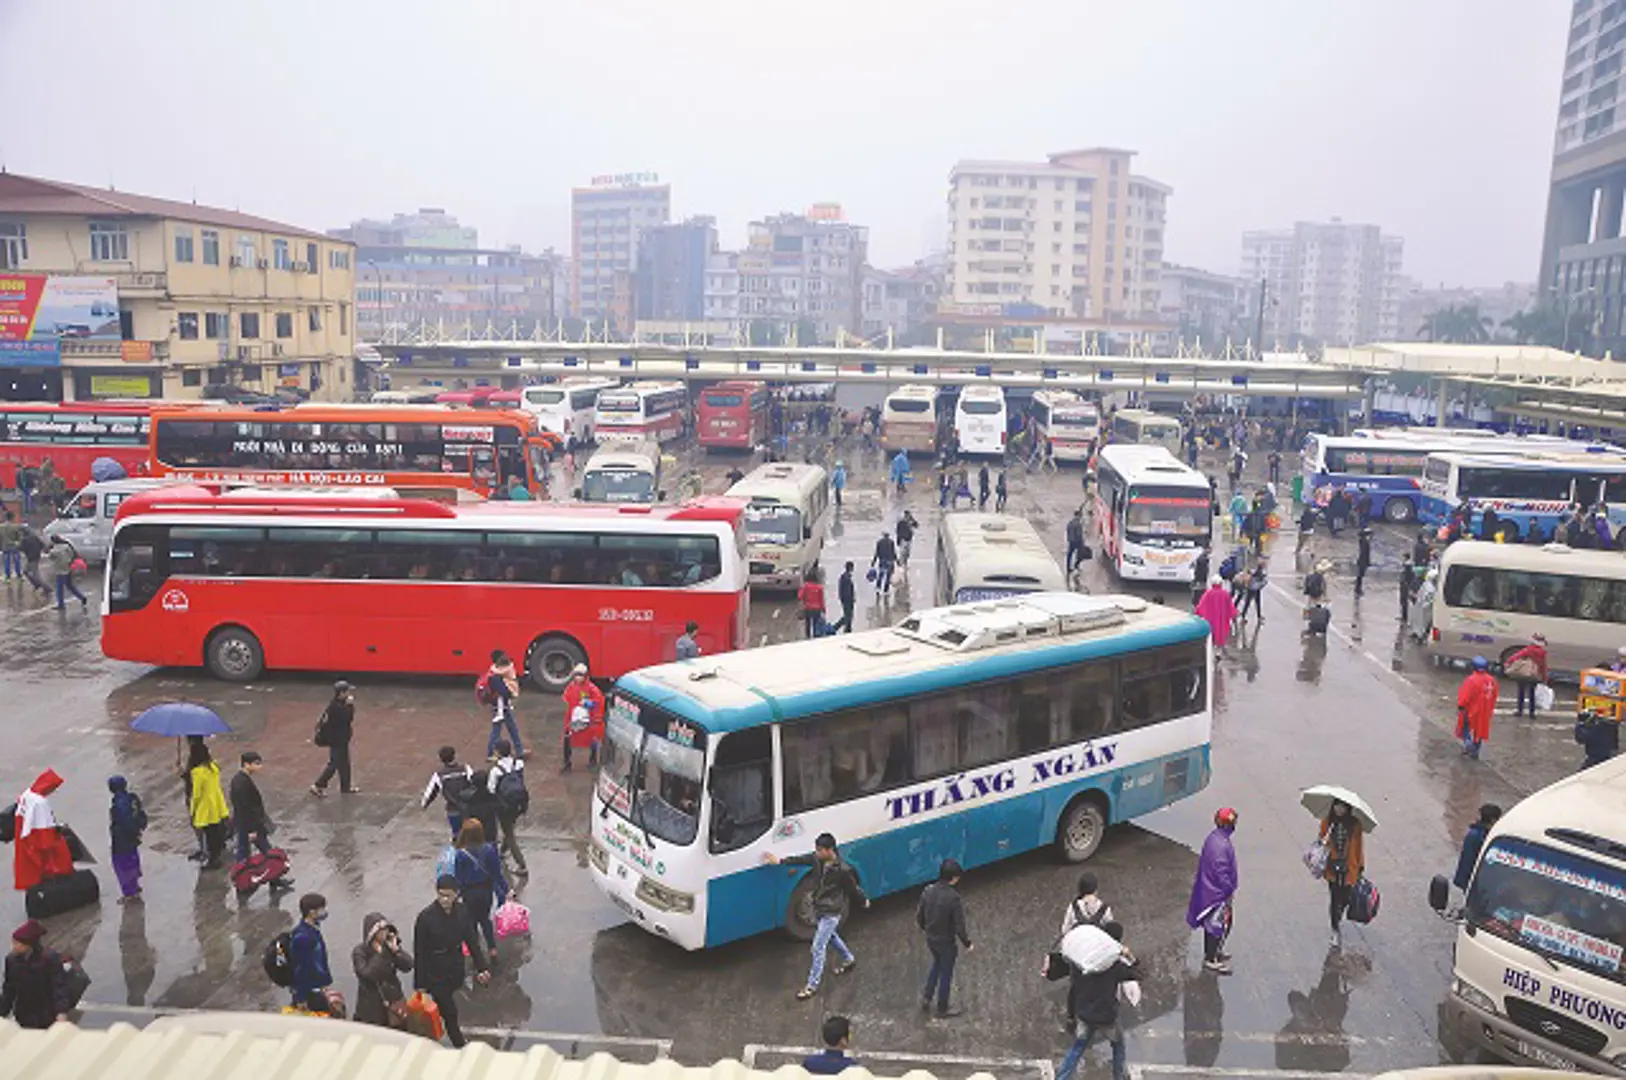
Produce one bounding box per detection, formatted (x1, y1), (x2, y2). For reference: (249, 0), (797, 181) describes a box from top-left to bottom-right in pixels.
(103, 487), (750, 688)
(0, 401), (220, 491)
(149, 405), (560, 498)
(697, 380), (770, 450)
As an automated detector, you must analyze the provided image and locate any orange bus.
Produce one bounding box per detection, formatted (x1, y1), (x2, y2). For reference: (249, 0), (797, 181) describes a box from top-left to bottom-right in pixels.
(149, 405), (560, 498)
(103, 487), (750, 688)
(697, 380), (770, 450)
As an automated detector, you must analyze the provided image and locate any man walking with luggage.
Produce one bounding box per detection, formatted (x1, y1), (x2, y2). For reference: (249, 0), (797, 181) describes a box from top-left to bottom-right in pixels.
(487, 739), (528, 876)
(16, 525), (47, 597)
(310, 681), (359, 796)
(230, 752), (291, 892)
(421, 746), (475, 840)
(1055, 922), (1141, 1080)
(832, 562), (857, 634)
(764, 832), (868, 1001)
(414, 876), (491, 1047)
(871, 531), (898, 595)
(289, 893), (334, 1013)
(46, 536), (86, 611)
(917, 858), (973, 1019)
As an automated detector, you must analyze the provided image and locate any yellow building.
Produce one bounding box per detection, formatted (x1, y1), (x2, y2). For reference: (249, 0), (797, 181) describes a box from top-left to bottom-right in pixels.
(0, 171), (356, 401)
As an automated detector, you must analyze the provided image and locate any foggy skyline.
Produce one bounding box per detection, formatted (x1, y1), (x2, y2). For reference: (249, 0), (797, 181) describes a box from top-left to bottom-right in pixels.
(0, 0), (1568, 286)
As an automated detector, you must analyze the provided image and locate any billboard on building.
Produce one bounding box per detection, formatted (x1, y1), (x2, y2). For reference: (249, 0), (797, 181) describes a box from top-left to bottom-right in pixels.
(0, 274), (119, 367)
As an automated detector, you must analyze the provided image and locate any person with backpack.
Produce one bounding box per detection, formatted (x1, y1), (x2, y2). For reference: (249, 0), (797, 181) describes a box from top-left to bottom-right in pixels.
(452, 820), (508, 959)
(107, 775), (147, 902)
(289, 893), (334, 1013)
(421, 746), (475, 841)
(480, 650), (525, 760)
(561, 663), (605, 773)
(0, 510), (20, 582)
(310, 681), (359, 796)
(46, 536), (86, 612)
(1054, 921), (1141, 1080)
(16, 525), (48, 597)
(414, 875), (491, 1047)
(0, 920), (68, 1028)
(1057, 871), (1115, 1028)
(487, 739), (529, 877)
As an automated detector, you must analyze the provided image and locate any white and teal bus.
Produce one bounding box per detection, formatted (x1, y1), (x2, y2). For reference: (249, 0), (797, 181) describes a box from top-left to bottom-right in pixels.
(588, 591), (1212, 950)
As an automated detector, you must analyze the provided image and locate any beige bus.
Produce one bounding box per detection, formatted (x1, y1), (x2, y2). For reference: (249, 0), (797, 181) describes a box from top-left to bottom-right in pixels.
(934, 513), (1066, 605)
(726, 462), (831, 589)
(881, 384), (942, 454)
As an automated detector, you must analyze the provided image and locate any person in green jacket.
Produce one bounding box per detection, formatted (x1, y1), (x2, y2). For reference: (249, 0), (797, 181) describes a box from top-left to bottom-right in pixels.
(0, 511), (20, 581)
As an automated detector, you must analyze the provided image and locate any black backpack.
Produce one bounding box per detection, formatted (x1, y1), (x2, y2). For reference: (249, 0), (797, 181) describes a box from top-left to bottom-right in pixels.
(263, 931), (294, 987)
(495, 765), (530, 816)
(439, 766), (475, 813)
(1305, 570), (1326, 597)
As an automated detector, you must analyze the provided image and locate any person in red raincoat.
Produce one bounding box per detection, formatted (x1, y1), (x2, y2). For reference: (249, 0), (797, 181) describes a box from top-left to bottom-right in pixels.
(14, 770), (72, 891)
(561, 663), (605, 773)
(1457, 656), (1498, 761)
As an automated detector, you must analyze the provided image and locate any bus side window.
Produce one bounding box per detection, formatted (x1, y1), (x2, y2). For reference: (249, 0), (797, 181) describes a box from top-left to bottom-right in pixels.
(709, 727), (773, 853)
(910, 696), (961, 779)
(1060, 661), (1114, 742)
(1014, 682), (1051, 755)
(956, 683), (1014, 769)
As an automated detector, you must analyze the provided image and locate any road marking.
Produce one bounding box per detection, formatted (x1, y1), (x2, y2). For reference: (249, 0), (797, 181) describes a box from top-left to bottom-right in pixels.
(746, 1044), (1053, 1080)
(1132, 1068), (1368, 1080)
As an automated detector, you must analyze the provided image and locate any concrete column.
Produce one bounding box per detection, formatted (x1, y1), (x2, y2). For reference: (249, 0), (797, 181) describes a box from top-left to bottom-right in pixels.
(1602, 179), (1625, 242)
(1436, 378), (1451, 429)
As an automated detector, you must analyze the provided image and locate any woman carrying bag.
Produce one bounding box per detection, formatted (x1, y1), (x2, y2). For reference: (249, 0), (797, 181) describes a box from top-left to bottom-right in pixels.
(1319, 800), (1365, 949)
(1505, 633), (1549, 718)
(353, 911), (413, 1028)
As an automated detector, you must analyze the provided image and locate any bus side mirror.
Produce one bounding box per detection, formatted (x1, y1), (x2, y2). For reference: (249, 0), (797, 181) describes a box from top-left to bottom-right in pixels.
(804, 525), (813, 540)
(1428, 874), (1450, 913)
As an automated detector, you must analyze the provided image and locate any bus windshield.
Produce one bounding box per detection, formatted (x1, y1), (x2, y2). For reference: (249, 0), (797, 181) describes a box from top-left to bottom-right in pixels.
(889, 399), (931, 414)
(527, 389), (566, 405)
(582, 469), (654, 503)
(1126, 487), (1210, 541)
(744, 503), (802, 545)
(1466, 836), (1626, 985)
(598, 696), (705, 846)
(961, 400), (1001, 415)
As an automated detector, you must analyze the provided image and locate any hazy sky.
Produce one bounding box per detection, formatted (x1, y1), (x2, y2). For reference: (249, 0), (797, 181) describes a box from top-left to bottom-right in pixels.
(0, 0), (1567, 286)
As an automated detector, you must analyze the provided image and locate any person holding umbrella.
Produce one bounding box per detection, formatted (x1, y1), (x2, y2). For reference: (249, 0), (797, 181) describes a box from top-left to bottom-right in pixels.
(1301, 786), (1376, 948)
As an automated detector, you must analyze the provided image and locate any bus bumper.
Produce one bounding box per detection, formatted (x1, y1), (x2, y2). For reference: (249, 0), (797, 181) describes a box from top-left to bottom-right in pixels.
(588, 841), (705, 951)
(1444, 984), (1624, 1074)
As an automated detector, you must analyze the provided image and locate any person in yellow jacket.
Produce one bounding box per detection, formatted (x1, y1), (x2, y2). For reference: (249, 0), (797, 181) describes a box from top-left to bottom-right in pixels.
(187, 740), (230, 870)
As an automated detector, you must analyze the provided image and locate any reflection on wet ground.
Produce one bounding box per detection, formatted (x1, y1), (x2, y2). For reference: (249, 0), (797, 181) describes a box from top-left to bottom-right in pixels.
(0, 440), (1578, 1073)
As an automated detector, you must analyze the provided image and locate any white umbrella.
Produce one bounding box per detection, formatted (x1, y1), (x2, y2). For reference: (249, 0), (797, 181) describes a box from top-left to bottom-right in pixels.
(1300, 784), (1379, 833)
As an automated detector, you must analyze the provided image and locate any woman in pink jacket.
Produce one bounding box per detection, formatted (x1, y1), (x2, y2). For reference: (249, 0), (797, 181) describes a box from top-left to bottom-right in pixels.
(1195, 575), (1238, 652)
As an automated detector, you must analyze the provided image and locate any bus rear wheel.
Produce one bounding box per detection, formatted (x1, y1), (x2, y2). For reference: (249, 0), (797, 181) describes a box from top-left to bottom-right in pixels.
(1057, 795), (1107, 863)
(784, 872), (850, 942)
(1382, 498), (1415, 524)
(526, 635), (587, 694)
(206, 626), (264, 682)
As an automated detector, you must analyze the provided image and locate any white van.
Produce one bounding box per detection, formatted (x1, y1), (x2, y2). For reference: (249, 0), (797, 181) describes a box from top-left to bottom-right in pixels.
(43, 478), (177, 563)
(953, 385), (1008, 456)
(726, 462), (831, 589)
(578, 440), (663, 504)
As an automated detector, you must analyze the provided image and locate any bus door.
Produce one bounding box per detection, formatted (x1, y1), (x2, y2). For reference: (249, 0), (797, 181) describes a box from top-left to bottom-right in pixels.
(494, 440), (528, 494)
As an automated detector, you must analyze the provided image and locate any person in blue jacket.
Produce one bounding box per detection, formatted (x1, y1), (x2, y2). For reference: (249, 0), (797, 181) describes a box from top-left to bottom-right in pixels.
(831, 461), (847, 508)
(890, 450), (911, 494)
(290, 893), (334, 1012)
(1453, 804), (1502, 895)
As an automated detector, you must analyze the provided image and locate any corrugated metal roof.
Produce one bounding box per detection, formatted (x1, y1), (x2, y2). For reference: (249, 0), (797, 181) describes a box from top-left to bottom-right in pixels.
(0, 1018), (981, 1080)
(0, 173), (339, 241)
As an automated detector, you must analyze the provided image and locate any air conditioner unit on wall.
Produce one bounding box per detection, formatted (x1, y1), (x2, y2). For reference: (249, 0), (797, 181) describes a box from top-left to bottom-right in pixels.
(256, 259), (269, 270)
(271, 343), (284, 356)
(237, 346), (254, 361)
(229, 256), (243, 268)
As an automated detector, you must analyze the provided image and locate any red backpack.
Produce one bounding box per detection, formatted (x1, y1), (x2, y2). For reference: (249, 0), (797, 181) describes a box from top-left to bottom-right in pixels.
(474, 670), (499, 707)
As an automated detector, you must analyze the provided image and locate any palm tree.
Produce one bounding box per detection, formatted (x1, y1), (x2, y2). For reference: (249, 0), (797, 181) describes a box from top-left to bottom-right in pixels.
(1418, 304), (1492, 343)
(1502, 307), (1569, 347)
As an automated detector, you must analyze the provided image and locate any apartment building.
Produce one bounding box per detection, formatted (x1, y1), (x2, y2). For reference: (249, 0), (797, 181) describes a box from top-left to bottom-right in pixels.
(861, 260), (945, 344)
(1159, 263), (1251, 346)
(1240, 219), (1403, 347)
(571, 176), (670, 331)
(944, 147), (1169, 322)
(634, 216), (717, 323)
(0, 172), (355, 402)
(736, 209), (869, 345)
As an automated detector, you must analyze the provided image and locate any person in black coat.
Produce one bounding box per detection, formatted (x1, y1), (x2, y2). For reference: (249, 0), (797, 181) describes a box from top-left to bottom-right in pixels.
(463, 768), (501, 848)
(413, 877), (490, 1047)
(311, 681), (358, 796)
(0, 920), (68, 1029)
(352, 911), (413, 1028)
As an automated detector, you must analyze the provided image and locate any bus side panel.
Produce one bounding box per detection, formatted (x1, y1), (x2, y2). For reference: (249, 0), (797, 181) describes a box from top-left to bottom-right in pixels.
(705, 864), (782, 947)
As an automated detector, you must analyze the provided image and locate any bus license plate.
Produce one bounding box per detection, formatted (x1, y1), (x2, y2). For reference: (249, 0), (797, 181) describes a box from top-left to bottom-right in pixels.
(1516, 1041), (1577, 1071)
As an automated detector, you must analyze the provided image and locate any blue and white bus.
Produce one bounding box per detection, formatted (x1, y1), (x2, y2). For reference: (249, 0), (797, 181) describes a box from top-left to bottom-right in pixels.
(1419, 450), (1626, 542)
(588, 592), (1211, 950)
(1302, 431), (1603, 524)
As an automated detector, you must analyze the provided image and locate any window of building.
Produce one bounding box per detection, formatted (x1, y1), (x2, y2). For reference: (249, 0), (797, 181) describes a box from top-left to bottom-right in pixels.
(236, 236), (257, 266)
(0, 223), (25, 269)
(273, 239), (291, 270)
(329, 249), (351, 270)
(177, 312), (199, 340)
(240, 312), (260, 339)
(204, 312), (228, 339)
(174, 227), (195, 263)
(1051, 264), (1061, 275)
(1109, 159), (1120, 175)
(89, 221), (129, 262)
(181, 368), (202, 387)
(275, 312), (293, 339)
(201, 229), (220, 266)
(306, 242), (318, 269)
(308, 305), (321, 332)
(1052, 221), (1062, 233)
(339, 302), (349, 335)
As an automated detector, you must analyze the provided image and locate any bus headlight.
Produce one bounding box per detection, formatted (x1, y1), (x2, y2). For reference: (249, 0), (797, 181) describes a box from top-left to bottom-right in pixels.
(1454, 977), (1497, 1015)
(588, 842), (609, 874)
(1122, 553), (1145, 565)
(636, 877), (695, 913)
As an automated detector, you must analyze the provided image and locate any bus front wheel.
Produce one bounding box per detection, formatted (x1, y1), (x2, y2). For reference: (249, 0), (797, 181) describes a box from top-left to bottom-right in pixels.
(784, 873), (850, 942)
(1382, 498), (1415, 524)
(206, 627), (264, 682)
(526, 635), (587, 694)
(1057, 796), (1107, 863)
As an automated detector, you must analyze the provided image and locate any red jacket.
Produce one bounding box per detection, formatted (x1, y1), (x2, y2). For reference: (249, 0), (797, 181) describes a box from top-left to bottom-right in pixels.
(798, 581), (825, 613)
(562, 679), (606, 748)
(1506, 644), (1548, 683)
(1457, 670), (1498, 743)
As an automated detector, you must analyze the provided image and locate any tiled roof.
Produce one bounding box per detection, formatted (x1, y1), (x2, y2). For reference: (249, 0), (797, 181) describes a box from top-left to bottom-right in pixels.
(0, 172), (339, 242)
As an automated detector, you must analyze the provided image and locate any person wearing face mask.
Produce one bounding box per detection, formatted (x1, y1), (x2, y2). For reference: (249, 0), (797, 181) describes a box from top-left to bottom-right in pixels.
(414, 875), (491, 1047)
(289, 892), (334, 1013)
(1319, 800), (1366, 948)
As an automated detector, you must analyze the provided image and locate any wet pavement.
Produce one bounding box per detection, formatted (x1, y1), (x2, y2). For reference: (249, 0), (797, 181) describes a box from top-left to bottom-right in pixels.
(0, 439), (1593, 1077)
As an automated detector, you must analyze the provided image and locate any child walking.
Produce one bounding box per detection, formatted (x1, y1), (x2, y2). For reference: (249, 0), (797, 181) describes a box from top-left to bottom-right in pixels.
(108, 775), (148, 902)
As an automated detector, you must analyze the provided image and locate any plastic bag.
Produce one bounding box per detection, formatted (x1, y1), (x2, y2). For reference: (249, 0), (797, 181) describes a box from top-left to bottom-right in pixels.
(1059, 924), (1123, 975)
(1535, 683), (1556, 712)
(404, 990), (445, 1040)
(1119, 980), (1142, 1009)
(495, 900), (531, 938)
(1303, 840), (1329, 879)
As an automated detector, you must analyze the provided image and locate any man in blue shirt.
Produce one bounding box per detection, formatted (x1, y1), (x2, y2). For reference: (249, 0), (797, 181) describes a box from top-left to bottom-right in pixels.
(890, 450), (910, 494)
(802, 1015), (858, 1074)
(290, 892), (334, 1013)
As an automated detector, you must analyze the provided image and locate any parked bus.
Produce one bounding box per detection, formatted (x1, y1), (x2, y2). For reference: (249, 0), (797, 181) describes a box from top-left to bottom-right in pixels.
(934, 513), (1065, 605)
(1302, 431), (1598, 525)
(1429, 540), (1626, 677)
(1031, 390), (1100, 463)
(953, 386), (1007, 456)
(522, 377), (618, 448)
(103, 487), (750, 688)
(588, 591), (1211, 950)
(880, 385), (942, 455)
(1109, 409), (1183, 456)
(149, 405), (559, 498)
(1419, 450), (1626, 543)
(697, 380), (770, 450)
(579, 441), (663, 504)
(725, 462), (831, 589)
(1428, 755), (1626, 1073)
(595, 381), (689, 444)
(1094, 445), (1211, 583)
(0, 401), (217, 492)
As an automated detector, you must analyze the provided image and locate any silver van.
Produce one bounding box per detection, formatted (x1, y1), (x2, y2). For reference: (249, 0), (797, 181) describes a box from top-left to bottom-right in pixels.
(42, 479), (175, 563)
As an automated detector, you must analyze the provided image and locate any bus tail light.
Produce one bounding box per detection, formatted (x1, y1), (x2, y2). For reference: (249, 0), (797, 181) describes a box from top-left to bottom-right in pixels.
(1431, 627), (1440, 643)
(1001, 430), (1007, 445)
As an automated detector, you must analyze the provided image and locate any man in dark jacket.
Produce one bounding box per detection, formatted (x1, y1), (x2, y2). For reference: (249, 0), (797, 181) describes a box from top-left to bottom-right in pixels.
(230, 751), (275, 866)
(352, 911), (413, 1028)
(831, 562), (857, 634)
(871, 533), (897, 594)
(17, 526), (47, 597)
(1057, 922), (1140, 1080)
(414, 876), (491, 1047)
(289, 893), (333, 1013)
(1453, 804), (1501, 895)
(802, 1015), (859, 1074)
(310, 681), (359, 795)
(1354, 527), (1372, 597)
(765, 832), (868, 1001)
(0, 920), (67, 1028)
(1066, 510), (1087, 574)
(916, 858), (972, 1018)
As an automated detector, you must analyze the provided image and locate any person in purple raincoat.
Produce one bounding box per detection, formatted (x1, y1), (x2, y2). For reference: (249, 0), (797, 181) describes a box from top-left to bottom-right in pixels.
(1186, 807), (1239, 975)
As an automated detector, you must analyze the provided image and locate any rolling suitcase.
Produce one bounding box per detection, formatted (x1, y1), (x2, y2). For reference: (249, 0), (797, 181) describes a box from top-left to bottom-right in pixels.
(25, 868), (99, 918)
(232, 848), (291, 896)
